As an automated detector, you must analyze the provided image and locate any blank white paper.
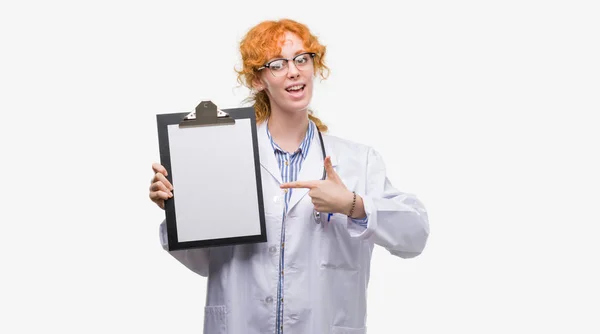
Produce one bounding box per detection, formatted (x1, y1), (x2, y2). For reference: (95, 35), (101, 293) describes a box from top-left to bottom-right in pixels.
(167, 118), (261, 242)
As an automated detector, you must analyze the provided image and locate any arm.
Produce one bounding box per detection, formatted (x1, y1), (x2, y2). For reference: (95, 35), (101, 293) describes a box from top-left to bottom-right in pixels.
(346, 148), (430, 259)
(159, 220), (210, 277)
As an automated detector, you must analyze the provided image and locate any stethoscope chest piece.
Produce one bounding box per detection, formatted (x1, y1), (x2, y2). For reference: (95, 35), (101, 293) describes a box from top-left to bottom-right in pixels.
(314, 210), (321, 224)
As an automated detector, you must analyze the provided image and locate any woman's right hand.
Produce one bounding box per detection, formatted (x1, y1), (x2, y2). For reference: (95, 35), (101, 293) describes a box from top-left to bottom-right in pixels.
(149, 163), (173, 209)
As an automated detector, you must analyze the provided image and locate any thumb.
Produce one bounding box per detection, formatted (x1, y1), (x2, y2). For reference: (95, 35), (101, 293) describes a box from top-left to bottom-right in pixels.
(324, 156), (341, 182)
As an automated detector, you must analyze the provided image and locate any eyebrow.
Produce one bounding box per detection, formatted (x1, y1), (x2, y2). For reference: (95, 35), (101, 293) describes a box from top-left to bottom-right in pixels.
(272, 50), (307, 59)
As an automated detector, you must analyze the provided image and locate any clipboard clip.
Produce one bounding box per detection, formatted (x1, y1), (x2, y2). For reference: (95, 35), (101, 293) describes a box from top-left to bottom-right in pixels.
(179, 100), (235, 127)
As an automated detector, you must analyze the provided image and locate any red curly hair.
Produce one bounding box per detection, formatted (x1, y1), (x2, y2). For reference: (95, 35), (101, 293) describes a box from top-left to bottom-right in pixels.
(235, 19), (330, 132)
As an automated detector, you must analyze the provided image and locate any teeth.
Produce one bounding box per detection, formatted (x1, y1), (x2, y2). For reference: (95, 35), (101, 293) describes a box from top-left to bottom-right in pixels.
(287, 85), (303, 91)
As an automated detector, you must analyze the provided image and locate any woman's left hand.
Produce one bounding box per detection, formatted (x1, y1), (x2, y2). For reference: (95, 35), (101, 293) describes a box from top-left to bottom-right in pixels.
(280, 156), (354, 214)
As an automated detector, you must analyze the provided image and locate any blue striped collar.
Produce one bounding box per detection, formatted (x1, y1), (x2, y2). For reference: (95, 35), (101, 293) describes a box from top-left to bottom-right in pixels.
(265, 119), (315, 160)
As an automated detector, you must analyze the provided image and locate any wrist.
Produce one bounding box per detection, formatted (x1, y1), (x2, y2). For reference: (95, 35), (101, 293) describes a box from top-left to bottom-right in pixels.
(347, 191), (357, 218)
(349, 193), (366, 219)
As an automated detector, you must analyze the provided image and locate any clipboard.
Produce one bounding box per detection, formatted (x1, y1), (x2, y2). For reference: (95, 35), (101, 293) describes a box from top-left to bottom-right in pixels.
(156, 101), (267, 251)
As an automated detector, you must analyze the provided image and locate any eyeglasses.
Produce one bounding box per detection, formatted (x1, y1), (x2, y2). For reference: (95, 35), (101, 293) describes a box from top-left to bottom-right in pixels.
(257, 52), (316, 77)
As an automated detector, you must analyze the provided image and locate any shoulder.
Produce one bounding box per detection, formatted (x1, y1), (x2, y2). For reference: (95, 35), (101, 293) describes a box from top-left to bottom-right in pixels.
(322, 132), (369, 150)
(321, 132), (379, 163)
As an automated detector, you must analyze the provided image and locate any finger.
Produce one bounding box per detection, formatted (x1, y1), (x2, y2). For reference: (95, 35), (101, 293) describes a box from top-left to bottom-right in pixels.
(152, 163), (168, 177)
(150, 181), (173, 196)
(324, 156), (341, 182)
(150, 190), (171, 201)
(280, 180), (320, 189)
(154, 173), (173, 191)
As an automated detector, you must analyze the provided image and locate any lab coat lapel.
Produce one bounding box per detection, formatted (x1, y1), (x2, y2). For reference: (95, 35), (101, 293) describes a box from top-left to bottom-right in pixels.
(257, 121), (282, 184)
(287, 132), (338, 214)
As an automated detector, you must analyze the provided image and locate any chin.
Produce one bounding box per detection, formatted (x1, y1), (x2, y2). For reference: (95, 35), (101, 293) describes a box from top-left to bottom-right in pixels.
(289, 94), (313, 112)
(287, 101), (311, 113)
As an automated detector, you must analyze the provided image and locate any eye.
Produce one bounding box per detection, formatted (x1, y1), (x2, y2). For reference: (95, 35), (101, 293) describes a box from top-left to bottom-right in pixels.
(295, 54), (309, 65)
(269, 60), (286, 71)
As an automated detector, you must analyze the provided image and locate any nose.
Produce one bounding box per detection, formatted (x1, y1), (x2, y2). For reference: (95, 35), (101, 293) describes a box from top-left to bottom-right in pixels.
(287, 61), (300, 78)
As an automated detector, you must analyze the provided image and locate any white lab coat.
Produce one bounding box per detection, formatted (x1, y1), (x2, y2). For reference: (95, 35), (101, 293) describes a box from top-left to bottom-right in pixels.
(159, 121), (429, 334)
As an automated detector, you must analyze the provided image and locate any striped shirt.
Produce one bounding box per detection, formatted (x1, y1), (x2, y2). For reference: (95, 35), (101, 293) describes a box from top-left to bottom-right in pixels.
(266, 120), (368, 333)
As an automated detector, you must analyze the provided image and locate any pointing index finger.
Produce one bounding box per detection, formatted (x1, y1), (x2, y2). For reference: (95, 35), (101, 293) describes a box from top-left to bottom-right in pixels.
(280, 180), (320, 189)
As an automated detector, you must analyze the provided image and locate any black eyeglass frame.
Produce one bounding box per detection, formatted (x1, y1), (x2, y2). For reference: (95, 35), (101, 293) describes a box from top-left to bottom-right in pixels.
(256, 52), (317, 74)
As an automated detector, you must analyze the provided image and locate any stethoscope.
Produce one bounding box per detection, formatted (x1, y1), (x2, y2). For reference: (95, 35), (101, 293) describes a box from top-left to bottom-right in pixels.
(313, 129), (327, 224)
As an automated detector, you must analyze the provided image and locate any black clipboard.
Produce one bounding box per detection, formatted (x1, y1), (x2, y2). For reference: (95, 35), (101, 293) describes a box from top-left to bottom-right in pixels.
(156, 101), (267, 251)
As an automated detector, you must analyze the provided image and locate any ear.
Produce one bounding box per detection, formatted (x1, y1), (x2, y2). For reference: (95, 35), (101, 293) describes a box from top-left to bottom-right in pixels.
(252, 76), (265, 91)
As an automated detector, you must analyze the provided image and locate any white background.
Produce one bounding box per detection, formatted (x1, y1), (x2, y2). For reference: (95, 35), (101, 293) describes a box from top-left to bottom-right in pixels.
(1, 0), (599, 333)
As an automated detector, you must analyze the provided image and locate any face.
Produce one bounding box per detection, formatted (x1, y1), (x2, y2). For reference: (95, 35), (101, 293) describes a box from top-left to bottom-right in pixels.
(255, 32), (314, 116)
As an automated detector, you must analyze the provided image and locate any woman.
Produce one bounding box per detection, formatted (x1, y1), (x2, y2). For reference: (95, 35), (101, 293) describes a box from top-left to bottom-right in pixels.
(149, 18), (429, 334)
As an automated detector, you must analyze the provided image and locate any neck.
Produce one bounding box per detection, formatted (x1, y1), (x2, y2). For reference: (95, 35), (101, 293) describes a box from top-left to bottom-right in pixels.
(267, 108), (310, 153)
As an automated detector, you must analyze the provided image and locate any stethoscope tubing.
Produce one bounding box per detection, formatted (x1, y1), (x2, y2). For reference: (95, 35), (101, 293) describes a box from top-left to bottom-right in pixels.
(314, 129), (326, 224)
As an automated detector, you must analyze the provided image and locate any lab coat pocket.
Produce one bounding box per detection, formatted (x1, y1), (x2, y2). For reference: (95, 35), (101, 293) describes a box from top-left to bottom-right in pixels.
(203, 305), (227, 334)
(320, 215), (361, 271)
(331, 325), (366, 334)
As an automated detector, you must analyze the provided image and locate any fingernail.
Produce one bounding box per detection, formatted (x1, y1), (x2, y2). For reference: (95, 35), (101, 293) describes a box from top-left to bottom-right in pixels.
(169, 192), (173, 197)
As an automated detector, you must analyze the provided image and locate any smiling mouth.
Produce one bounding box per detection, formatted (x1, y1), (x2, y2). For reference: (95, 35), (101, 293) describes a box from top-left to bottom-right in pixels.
(286, 84), (305, 92)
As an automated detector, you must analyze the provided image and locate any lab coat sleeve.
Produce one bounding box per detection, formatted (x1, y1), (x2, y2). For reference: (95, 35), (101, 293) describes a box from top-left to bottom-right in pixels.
(350, 216), (369, 228)
(346, 148), (430, 258)
(159, 220), (210, 277)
